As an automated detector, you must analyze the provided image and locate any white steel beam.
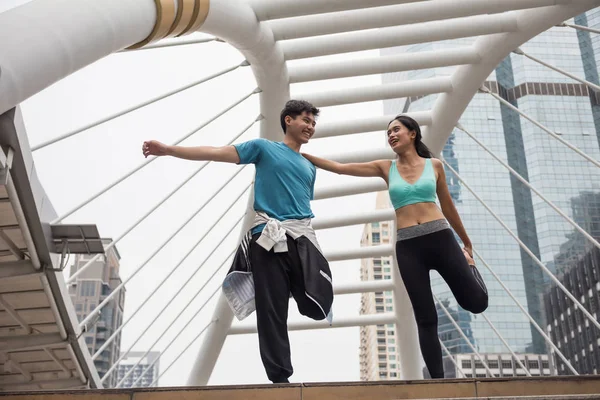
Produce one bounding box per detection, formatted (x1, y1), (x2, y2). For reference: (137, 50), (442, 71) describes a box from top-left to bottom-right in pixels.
(290, 48), (481, 83)
(314, 112), (432, 139)
(326, 148), (396, 164)
(301, 77), (453, 108)
(390, 218), (421, 379)
(325, 244), (394, 262)
(333, 280), (395, 295)
(426, 0), (599, 155)
(0, 295), (31, 334)
(44, 348), (72, 376)
(270, 0), (565, 41)
(314, 179), (387, 200)
(0, 333), (65, 353)
(249, 0), (427, 21)
(187, 192), (257, 386)
(229, 313), (397, 335)
(282, 13), (518, 60)
(0, 0), (156, 116)
(313, 209), (395, 230)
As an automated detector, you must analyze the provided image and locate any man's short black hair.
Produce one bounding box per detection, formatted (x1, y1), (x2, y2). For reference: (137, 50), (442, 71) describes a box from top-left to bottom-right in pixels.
(279, 100), (320, 134)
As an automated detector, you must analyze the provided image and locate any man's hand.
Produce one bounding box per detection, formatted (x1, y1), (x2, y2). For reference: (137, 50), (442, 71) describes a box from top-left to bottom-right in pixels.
(462, 248), (475, 266)
(142, 140), (170, 158)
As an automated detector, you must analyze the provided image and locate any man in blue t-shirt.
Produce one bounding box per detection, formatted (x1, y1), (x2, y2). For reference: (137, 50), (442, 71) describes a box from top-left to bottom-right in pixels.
(142, 100), (333, 384)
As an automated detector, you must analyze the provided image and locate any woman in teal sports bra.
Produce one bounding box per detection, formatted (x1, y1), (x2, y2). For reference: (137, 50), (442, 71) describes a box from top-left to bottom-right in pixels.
(302, 114), (488, 379)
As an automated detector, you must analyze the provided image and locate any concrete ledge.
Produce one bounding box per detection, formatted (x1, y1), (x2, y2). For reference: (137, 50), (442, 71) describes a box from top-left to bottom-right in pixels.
(1, 376), (599, 399)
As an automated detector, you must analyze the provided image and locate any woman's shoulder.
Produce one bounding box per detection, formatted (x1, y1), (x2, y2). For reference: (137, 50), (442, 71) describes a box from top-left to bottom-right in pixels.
(377, 159), (394, 168)
(429, 157), (443, 169)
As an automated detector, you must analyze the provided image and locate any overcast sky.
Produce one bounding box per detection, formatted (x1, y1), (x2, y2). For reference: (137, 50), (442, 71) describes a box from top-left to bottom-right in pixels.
(1, 0), (397, 386)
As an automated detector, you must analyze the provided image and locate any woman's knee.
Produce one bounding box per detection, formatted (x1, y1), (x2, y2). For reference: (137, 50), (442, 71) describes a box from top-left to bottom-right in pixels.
(461, 291), (488, 314)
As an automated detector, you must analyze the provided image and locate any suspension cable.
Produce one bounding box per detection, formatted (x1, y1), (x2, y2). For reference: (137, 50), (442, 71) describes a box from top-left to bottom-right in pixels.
(442, 159), (600, 333)
(432, 294), (494, 377)
(512, 48), (600, 92)
(123, 36), (220, 52)
(455, 123), (600, 254)
(91, 179), (249, 359)
(479, 313), (531, 376)
(480, 86), (600, 169)
(79, 179), (251, 332)
(52, 88), (260, 224)
(473, 248), (578, 375)
(439, 339), (466, 378)
(105, 213), (243, 383)
(67, 116), (260, 284)
(116, 256), (227, 387)
(557, 22), (600, 35)
(32, 61), (249, 151)
(150, 315), (218, 387)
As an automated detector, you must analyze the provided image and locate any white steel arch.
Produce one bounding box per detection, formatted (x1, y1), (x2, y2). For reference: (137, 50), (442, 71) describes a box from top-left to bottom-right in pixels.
(1, 0), (599, 389)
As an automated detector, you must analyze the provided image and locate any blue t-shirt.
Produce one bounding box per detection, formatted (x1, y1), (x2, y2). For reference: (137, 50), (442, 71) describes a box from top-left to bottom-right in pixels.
(234, 139), (316, 234)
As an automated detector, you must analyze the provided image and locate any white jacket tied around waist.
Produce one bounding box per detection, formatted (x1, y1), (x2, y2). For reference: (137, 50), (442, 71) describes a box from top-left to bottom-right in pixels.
(222, 212), (333, 323)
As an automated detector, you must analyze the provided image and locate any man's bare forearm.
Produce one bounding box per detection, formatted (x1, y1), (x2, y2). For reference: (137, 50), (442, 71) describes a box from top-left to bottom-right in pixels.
(166, 145), (240, 163)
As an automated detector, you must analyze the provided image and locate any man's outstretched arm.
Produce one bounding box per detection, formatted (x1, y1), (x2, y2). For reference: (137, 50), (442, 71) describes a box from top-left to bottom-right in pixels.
(142, 140), (240, 163)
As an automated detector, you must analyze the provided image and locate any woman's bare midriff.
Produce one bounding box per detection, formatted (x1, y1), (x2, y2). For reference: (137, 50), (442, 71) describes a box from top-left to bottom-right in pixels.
(394, 202), (445, 229)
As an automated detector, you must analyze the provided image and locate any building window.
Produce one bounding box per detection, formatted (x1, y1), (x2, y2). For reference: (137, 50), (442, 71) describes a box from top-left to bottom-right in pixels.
(373, 259), (382, 266)
(372, 222), (380, 228)
(79, 281), (96, 297)
(372, 233), (380, 244)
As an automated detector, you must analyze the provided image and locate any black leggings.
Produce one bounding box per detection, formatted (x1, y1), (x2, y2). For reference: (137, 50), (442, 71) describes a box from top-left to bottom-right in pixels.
(395, 226), (488, 379)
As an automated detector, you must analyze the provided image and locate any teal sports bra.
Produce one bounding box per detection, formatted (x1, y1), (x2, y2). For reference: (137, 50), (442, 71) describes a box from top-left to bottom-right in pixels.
(388, 159), (437, 210)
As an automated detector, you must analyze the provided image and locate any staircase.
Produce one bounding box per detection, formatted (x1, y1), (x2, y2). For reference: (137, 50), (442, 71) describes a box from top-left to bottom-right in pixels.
(1, 376), (599, 399)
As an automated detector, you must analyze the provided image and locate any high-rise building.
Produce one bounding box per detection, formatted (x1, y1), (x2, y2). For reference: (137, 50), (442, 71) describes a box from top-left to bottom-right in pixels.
(379, 10), (600, 363)
(544, 191), (600, 375)
(438, 353), (552, 379)
(117, 351), (161, 388)
(69, 239), (125, 388)
(545, 246), (600, 375)
(359, 191), (398, 381)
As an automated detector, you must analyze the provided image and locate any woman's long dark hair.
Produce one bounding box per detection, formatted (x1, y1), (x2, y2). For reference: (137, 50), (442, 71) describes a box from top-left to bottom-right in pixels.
(388, 114), (433, 158)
